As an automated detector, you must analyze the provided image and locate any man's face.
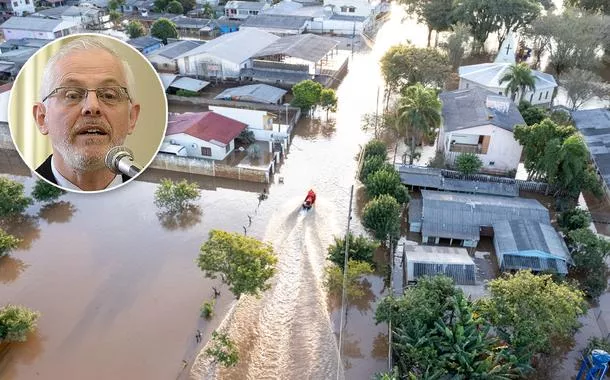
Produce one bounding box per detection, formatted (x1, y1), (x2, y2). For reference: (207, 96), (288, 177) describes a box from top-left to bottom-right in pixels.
(33, 48), (140, 172)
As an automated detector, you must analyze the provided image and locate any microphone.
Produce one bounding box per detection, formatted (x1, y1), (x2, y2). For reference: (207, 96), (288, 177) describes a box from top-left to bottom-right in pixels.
(105, 146), (141, 178)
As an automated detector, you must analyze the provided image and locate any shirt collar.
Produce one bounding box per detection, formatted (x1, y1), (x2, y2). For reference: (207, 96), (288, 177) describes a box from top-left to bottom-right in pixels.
(50, 155), (122, 191)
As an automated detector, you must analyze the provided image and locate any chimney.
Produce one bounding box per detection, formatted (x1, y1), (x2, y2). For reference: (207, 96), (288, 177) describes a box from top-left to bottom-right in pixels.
(486, 95), (510, 114)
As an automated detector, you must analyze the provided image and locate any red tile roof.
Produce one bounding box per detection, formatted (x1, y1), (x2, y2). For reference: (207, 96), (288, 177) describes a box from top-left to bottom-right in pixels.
(166, 111), (247, 144)
(0, 82), (13, 93)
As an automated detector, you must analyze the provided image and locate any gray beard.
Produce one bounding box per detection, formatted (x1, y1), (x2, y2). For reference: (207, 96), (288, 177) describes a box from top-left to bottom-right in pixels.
(55, 135), (124, 172)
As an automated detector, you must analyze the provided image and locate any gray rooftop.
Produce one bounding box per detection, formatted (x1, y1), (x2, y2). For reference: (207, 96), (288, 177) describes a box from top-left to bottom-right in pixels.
(420, 190), (549, 242)
(404, 244), (476, 285)
(214, 84), (287, 104)
(493, 219), (570, 274)
(171, 15), (218, 30)
(127, 36), (162, 50)
(408, 198), (422, 223)
(253, 33), (339, 62)
(225, 0), (267, 10)
(147, 39), (204, 59)
(241, 67), (310, 83)
(241, 14), (311, 30)
(459, 62), (557, 91)
(0, 38), (49, 50)
(34, 5), (101, 18)
(397, 164), (519, 197)
(440, 87), (526, 133)
(572, 108), (610, 188)
(0, 16), (77, 32)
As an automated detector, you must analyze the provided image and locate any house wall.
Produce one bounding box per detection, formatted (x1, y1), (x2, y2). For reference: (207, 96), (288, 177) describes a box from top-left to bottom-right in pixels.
(209, 105), (289, 141)
(148, 55), (177, 72)
(240, 25), (303, 36)
(283, 56), (317, 74)
(308, 18), (364, 35)
(442, 124), (522, 173)
(10, 0), (35, 15)
(324, 0), (372, 17)
(177, 53), (242, 79)
(2, 28), (56, 39)
(164, 133), (233, 160)
(458, 78), (555, 107)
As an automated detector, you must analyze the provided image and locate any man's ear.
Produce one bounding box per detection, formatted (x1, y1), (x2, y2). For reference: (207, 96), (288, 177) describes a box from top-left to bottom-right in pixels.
(33, 102), (48, 135)
(127, 103), (140, 135)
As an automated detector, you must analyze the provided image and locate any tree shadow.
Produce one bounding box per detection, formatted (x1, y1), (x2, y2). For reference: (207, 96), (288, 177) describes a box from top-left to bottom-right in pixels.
(348, 278), (377, 314)
(0, 331), (45, 379)
(157, 205), (203, 231)
(37, 201), (77, 224)
(371, 332), (389, 359)
(0, 255), (29, 283)
(0, 215), (41, 251)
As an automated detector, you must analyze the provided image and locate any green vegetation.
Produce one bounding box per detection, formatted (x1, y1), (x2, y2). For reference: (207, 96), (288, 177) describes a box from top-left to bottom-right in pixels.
(364, 169), (409, 205)
(150, 18), (178, 44)
(200, 299), (215, 319)
(325, 259), (374, 299)
(359, 156), (394, 183)
(0, 229), (20, 257)
(205, 331), (238, 367)
(175, 89), (199, 97)
(557, 208), (592, 232)
(499, 62), (536, 103)
(326, 232), (379, 268)
(197, 230), (277, 298)
(0, 177), (33, 218)
(127, 20), (145, 39)
(290, 80), (337, 116)
(154, 178), (201, 213)
(319, 88), (338, 119)
(566, 228), (610, 299)
(0, 304), (40, 343)
(31, 179), (64, 203)
(362, 194), (401, 242)
(166, 0), (183, 14)
(518, 101), (548, 126)
(362, 140), (388, 162)
(455, 153), (483, 175)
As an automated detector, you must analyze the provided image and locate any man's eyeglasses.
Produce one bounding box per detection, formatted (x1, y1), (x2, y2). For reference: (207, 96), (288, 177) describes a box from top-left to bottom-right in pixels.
(42, 86), (132, 106)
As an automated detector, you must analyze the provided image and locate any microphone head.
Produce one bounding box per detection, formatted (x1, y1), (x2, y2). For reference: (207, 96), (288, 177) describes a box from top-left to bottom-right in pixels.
(105, 146), (134, 174)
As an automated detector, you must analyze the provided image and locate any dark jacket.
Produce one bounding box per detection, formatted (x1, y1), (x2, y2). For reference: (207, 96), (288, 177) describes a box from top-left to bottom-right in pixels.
(36, 155), (130, 187)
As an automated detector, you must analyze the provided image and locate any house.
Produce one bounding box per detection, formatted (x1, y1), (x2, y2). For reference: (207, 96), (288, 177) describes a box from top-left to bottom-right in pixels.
(167, 76), (210, 94)
(0, 16), (79, 40)
(402, 244), (476, 285)
(224, 0), (268, 20)
(323, 0), (373, 18)
(146, 39), (204, 73)
(171, 15), (219, 38)
(409, 190), (550, 247)
(214, 84), (287, 104)
(215, 16), (240, 34)
(458, 33), (557, 106)
(32, 5), (110, 29)
(164, 111), (247, 160)
(240, 14), (311, 35)
(243, 33), (340, 87)
(572, 108), (610, 202)
(0, 37), (49, 53)
(174, 28), (279, 80)
(0, 0), (34, 17)
(438, 87), (526, 175)
(0, 47), (39, 79)
(209, 104), (291, 143)
(123, 0), (155, 13)
(493, 219), (571, 275)
(127, 36), (162, 54)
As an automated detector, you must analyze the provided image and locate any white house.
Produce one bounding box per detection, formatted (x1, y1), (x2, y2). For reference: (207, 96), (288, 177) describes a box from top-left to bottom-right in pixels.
(458, 33), (557, 107)
(323, 0), (373, 18)
(209, 105), (291, 143)
(438, 87), (526, 174)
(0, 16), (79, 40)
(0, 0), (35, 16)
(224, 0), (269, 20)
(165, 111), (247, 160)
(174, 28), (279, 79)
(33, 5), (110, 29)
(146, 39), (203, 73)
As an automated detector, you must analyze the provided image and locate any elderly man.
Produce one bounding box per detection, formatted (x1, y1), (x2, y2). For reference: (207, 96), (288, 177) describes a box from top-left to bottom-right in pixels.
(32, 36), (141, 192)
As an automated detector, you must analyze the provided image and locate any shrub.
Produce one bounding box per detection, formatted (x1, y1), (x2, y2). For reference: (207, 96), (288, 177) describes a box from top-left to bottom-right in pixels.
(455, 153), (483, 175)
(200, 299), (215, 319)
(0, 304), (40, 343)
(176, 89), (199, 97)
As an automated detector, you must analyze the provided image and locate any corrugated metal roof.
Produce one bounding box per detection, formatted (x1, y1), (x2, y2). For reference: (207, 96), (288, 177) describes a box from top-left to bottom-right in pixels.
(169, 77), (210, 92)
(573, 108), (610, 191)
(241, 14), (311, 30)
(502, 254), (568, 274)
(225, 0), (267, 10)
(147, 39), (203, 59)
(253, 33), (339, 62)
(404, 245), (476, 285)
(420, 190), (549, 241)
(0, 16), (78, 32)
(241, 67), (310, 83)
(408, 198), (422, 223)
(458, 62), (557, 90)
(158, 73), (177, 90)
(215, 84), (286, 104)
(440, 87), (526, 133)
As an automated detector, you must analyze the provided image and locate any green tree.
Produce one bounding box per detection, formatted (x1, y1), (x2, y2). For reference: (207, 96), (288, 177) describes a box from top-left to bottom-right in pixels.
(518, 100), (548, 126)
(31, 179), (64, 203)
(362, 194), (401, 241)
(0, 304), (40, 343)
(166, 0), (183, 13)
(399, 0), (454, 47)
(380, 45), (451, 96)
(127, 20), (146, 39)
(154, 178), (200, 213)
(440, 23), (471, 69)
(499, 63), (536, 103)
(201, 3), (216, 18)
(324, 259), (374, 299)
(291, 80), (323, 113)
(150, 18), (178, 44)
(205, 331), (238, 367)
(178, 0), (195, 12)
(327, 232), (379, 268)
(109, 10), (121, 25)
(319, 88), (338, 120)
(362, 139), (388, 161)
(153, 0), (168, 11)
(494, 0), (541, 49)
(397, 84), (442, 164)
(0, 177), (32, 218)
(560, 68), (610, 111)
(365, 168), (410, 205)
(455, 152), (483, 175)
(359, 155), (394, 183)
(566, 228), (610, 299)
(557, 208), (592, 231)
(197, 230), (277, 298)
(565, 0), (610, 15)
(108, 0), (119, 9)
(451, 0), (500, 53)
(477, 271), (587, 357)
(0, 229), (20, 257)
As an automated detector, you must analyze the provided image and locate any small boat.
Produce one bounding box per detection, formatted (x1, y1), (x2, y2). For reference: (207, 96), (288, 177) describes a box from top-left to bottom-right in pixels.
(302, 189), (316, 210)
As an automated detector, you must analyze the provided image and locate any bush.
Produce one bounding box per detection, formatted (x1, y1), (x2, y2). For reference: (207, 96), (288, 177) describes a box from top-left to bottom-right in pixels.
(154, 178), (200, 213)
(362, 194), (401, 241)
(0, 304), (40, 343)
(31, 179), (64, 203)
(360, 155), (393, 183)
(365, 169), (410, 205)
(518, 101), (548, 126)
(236, 130), (256, 146)
(200, 299), (215, 319)
(205, 331), (239, 367)
(176, 89), (199, 97)
(455, 153), (483, 175)
(0, 229), (20, 257)
(557, 208), (592, 231)
(0, 177), (33, 218)
(327, 232), (379, 268)
(362, 140), (388, 162)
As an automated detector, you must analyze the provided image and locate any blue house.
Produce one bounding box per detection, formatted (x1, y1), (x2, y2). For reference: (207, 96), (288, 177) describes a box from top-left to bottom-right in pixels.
(216, 16), (241, 34)
(127, 36), (162, 54)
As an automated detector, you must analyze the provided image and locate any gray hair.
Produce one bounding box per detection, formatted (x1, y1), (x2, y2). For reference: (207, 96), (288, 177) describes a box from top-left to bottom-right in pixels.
(39, 36), (137, 103)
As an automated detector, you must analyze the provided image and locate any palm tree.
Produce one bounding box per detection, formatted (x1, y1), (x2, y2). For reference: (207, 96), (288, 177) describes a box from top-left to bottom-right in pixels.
(396, 84), (442, 165)
(499, 63), (536, 103)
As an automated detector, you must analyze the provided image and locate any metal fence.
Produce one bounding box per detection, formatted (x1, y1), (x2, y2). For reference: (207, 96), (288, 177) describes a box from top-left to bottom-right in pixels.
(440, 168), (554, 194)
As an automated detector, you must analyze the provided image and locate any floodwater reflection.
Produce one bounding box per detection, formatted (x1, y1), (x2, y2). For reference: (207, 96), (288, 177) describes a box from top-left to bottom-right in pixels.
(0, 255), (28, 283)
(157, 206), (203, 231)
(371, 332), (389, 359)
(0, 215), (41, 251)
(37, 201), (77, 224)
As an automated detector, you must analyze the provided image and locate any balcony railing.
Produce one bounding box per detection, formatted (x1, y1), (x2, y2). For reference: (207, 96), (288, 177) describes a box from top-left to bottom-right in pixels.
(449, 143), (482, 154)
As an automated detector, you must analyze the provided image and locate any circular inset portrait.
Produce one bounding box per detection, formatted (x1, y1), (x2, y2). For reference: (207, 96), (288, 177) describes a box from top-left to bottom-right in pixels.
(8, 33), (168, 193)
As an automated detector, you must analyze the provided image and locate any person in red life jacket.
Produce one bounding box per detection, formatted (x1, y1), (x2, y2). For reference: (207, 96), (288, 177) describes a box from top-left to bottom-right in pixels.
(307, 189), (316, 204)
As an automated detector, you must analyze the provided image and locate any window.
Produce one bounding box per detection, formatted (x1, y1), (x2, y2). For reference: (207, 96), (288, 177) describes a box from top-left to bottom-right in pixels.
(538, 92), (542, 101)
(226, 144), (230, 153)
(348, 6), (355, 12)
(545, 91), (549, 99)
(466, 83), (469, 88)
(12, 2), (17, 6)
(489, 161), (495, 166)
(340, 6), (348, 12)
(25, 0), (29, 4)
(201, 147), (212, 156)
(529, 93), (533, 102)
(498, 91), (502, 95)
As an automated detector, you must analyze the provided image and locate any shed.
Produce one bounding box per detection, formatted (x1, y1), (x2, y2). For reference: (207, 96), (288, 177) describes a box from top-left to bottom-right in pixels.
(169, 77), (210, 92)
(493, 219), (571, 274)
(403, 244), (476, 285)
(214, 84), (287, 104)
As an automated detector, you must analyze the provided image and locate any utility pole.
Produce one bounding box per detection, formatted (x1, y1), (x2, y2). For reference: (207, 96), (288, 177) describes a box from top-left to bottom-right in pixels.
(337, 184), (354, 380)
